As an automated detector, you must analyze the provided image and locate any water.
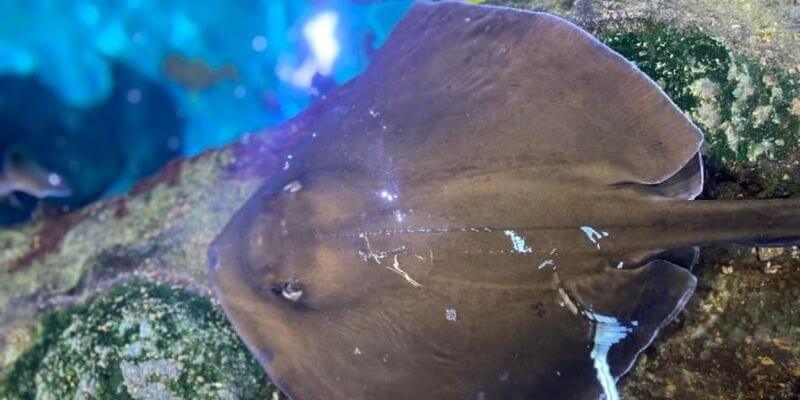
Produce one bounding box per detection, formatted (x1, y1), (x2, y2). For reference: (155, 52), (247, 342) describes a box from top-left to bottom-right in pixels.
(0, 0), (412, 225)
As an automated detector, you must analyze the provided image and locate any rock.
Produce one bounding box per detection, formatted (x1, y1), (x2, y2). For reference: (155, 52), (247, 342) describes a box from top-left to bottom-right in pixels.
(757, 246), (785, 261)
(0, 282), (276, 399)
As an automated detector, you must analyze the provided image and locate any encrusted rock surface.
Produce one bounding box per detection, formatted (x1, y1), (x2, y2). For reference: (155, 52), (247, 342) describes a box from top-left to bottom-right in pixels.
(1, 1), (799, 398)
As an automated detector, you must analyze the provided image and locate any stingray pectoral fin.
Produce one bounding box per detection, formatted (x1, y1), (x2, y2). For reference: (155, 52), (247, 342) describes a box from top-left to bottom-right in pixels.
(571, 260), (696, 381)
(612, 152), (704, 200)
(606, 261), (696, 378)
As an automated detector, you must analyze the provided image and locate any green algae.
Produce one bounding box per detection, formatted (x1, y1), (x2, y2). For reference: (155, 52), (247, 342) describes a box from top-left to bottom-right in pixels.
(594, 20), (800, 169)
(0, 282), (274, 400)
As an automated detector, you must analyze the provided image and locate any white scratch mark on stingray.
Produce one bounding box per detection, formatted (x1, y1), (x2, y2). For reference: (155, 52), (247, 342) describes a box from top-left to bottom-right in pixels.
(616, 261), (624, 269)
(580, 226), (608, 249)
(538, 248), (559, 269)
(537, 259), (556, 270)
(358, 234), (383, 264)
(585, 312), (632, 400)
(389, 254), (422, 288)
(504, 230), (532, 253)
(557, 288), (579, 315)
(358, 234), (419, 287)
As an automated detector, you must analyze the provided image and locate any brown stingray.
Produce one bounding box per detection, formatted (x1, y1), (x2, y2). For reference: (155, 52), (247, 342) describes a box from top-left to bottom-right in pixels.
(208, 3), (800, 399)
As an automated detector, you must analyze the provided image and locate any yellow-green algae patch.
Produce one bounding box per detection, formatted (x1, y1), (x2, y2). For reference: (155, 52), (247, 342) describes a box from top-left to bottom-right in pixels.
(595, 20), (800, 170)
(0, 282), (275, 400)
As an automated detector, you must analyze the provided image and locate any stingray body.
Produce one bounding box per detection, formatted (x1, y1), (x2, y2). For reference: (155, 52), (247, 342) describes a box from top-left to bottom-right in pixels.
(209, 3), (800, 399)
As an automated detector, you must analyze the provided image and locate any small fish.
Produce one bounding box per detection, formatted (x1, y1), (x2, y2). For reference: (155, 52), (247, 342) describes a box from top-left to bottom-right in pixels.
(0, 149), (72, 199)
(162, 54), (238, 92)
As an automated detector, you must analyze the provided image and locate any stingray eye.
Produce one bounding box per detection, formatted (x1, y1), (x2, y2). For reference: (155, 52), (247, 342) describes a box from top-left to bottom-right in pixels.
(264, 281), (304, 302)
(281, 282), (304, 302)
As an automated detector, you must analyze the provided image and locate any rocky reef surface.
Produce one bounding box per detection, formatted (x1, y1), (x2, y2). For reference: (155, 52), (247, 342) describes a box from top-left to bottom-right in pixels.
(1, 1), (799, 398)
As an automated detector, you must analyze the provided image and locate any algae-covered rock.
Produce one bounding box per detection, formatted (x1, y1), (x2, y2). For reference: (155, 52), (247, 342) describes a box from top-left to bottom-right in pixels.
(1, 282), (274, 400)
(594, 21), (800, 200)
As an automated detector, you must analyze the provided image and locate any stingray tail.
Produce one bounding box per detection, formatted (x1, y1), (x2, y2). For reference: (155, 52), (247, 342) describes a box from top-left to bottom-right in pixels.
(662, 198), (800, 248)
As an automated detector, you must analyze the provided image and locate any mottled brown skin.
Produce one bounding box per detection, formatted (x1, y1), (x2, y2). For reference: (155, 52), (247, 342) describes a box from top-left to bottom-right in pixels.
(208, 2), (800, 399)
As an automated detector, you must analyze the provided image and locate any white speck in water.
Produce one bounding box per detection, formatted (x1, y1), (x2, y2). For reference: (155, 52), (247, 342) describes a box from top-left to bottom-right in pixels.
(167, 136), (180, 151)
(233, 85), (247, 98)
(631, 320), (639, 326)
(132, 32), (146, 44)
(126, 88), (142, 104)
(504, 230), (532, 253)
(283, 161), (290, 170)
(585, 312), (632, 400)
(251, 35), (268, 52)
(311, 132), (318, 138)
(580, 226), (607, 249)
(368, 109), (380, 118)
(445, 308), (458, 322)
(47, 173), (61, 186)
(464, 17), (471, 22)
(394, 210), (406, 222)
(616, 261), (624, 269)
(354, 347), (362, 355)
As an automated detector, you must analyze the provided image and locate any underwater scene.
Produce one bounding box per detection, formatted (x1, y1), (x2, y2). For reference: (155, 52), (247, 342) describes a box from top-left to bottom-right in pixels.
(0, 0), (799, 399)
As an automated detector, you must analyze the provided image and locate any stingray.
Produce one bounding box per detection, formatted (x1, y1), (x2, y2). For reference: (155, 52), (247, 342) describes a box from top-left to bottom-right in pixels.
(208, 2), (800, 399)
